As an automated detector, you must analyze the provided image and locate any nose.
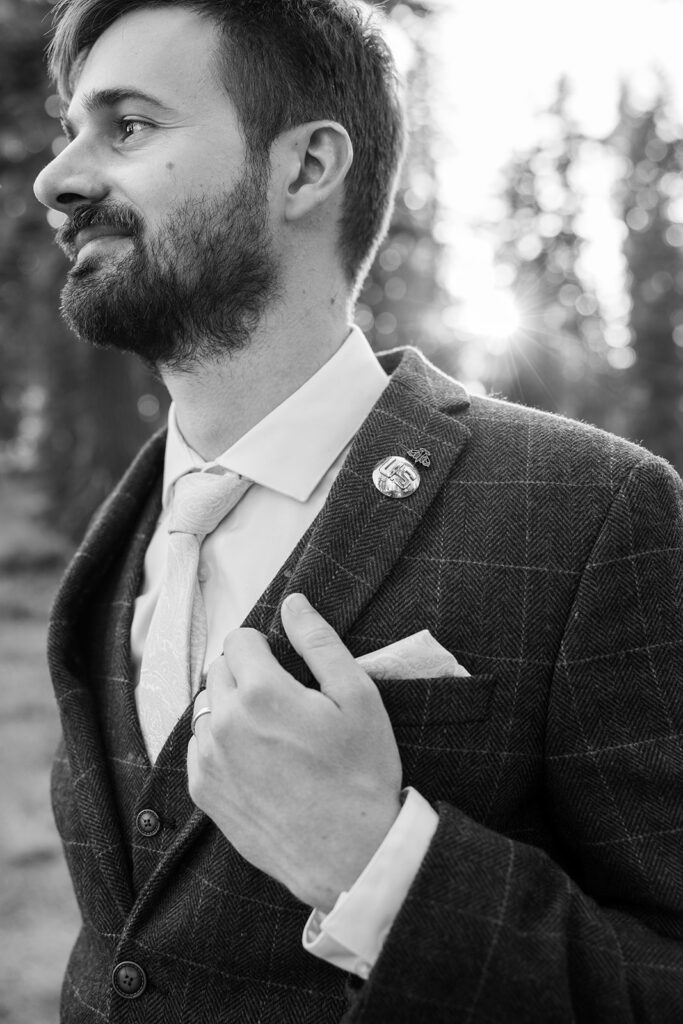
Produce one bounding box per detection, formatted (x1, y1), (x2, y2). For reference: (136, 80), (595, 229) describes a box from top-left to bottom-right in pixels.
(33, 137), (109, 215)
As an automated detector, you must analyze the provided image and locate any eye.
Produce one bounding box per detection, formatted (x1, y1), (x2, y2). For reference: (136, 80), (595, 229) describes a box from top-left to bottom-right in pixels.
(116, 118), (150, 141)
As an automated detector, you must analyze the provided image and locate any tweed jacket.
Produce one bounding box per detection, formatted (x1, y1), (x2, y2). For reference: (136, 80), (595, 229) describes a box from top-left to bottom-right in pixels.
(48, 346), (683, 1023)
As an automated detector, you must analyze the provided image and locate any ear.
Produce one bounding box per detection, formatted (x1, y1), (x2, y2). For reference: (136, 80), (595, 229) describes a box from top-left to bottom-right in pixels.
(278, 121), (353, 223)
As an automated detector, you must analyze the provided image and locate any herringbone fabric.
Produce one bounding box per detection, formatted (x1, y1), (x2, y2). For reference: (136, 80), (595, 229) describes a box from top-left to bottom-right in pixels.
(137, 469), (252, 762)
(47, 347), (683, 1022)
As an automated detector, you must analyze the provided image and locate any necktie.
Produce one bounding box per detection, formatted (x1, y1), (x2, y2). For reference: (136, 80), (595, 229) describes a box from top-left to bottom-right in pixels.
(137, 469), (252, 762)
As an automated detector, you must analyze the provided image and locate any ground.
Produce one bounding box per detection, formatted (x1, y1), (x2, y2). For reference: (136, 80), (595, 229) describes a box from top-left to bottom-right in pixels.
(0, 474), (79, 1024)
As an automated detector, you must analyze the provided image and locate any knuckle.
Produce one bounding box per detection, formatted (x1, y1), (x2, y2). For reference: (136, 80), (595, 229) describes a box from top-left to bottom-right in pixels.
(302, 624), (335, 652)
(222, 629), (244, 659)
(223, 627), (264, 657)
(205, 659), (222, 691)
(239, 681), (270, 714)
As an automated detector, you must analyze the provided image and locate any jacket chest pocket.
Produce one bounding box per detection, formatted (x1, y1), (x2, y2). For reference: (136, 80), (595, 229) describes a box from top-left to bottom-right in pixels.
(374, 674), (499, 813)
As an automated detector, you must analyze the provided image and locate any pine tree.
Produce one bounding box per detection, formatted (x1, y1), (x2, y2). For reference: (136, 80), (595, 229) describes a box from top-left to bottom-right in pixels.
(489, 79), (617, 423)
(612, 86), (683, 473)
(359, 1), (449, 357)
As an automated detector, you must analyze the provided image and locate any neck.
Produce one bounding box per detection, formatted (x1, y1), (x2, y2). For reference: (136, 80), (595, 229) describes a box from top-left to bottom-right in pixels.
(161, 294), (352, 460)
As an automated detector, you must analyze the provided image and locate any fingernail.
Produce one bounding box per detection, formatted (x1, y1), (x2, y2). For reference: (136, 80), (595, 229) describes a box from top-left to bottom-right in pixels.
(284, 593), (309, 615)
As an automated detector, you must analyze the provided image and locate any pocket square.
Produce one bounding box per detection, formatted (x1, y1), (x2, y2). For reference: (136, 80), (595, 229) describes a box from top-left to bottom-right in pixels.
(355, 630), (470, 680)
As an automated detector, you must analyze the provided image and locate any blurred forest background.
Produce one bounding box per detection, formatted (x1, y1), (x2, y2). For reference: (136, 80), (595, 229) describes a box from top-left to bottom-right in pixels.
(1, 0), (682, 536)
(1, 0), (683, 1020)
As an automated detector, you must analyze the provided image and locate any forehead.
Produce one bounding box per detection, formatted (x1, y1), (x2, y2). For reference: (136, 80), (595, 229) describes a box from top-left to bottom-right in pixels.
(68, 6), (225, 113)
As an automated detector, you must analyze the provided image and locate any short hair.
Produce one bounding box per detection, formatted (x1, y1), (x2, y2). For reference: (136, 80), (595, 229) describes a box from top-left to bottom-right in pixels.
(48, 0), (406, 289)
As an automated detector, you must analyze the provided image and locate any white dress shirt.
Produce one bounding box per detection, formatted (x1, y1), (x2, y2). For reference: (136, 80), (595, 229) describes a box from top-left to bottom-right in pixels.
(130, 326), (439, 977)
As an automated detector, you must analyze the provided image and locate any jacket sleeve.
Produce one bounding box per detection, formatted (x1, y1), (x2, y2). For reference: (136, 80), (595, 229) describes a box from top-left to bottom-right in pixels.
(345, 457), (683, 1023)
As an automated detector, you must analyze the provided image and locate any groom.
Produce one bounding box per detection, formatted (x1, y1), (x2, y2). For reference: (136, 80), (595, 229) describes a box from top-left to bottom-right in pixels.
(36, 1), (683, 1021)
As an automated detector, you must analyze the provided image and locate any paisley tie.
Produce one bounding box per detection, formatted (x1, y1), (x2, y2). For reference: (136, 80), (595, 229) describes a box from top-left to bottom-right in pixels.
(137, 469), (252, 762)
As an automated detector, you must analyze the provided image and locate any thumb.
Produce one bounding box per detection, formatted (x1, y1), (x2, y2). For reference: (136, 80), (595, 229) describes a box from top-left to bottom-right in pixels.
(281, 593), (373, 708)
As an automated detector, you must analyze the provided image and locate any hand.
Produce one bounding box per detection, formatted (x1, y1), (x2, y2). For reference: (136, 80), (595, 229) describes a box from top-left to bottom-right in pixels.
(187, 593), (403, 911)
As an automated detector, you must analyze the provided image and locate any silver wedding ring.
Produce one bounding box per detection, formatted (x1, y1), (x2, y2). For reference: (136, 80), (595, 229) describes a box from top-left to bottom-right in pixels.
(191, 705), (212, 736)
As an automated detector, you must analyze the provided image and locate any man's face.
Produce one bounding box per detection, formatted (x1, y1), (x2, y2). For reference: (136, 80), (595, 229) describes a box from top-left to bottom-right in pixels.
(33, 7), (279, 368)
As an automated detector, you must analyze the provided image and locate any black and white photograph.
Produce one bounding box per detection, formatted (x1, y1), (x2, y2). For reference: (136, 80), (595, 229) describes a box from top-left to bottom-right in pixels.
(0, 0), (682, 1021)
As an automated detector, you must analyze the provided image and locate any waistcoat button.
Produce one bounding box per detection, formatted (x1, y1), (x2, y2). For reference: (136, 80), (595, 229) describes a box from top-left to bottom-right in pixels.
(137, 806), (162, 839)
(112, 961), (147, 999)
(136, 809), (161, 837)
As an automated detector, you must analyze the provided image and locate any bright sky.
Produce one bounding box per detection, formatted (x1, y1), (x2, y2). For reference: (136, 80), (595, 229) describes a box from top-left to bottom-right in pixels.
(432, 0), (683, 205)
(398, 0), (683, 356)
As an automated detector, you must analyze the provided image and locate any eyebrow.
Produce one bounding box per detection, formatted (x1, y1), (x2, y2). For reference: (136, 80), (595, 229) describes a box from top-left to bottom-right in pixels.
(60, 87), (175, 136)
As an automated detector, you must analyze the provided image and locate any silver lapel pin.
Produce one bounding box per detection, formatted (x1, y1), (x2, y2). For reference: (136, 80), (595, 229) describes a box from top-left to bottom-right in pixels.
(373, 456), (421, 499)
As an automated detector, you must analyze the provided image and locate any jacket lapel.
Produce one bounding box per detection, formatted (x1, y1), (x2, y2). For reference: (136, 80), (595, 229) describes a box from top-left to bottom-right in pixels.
(260, 347), (472, 679)
(47, 429), (166, 919)
(138, 347), (474, 906)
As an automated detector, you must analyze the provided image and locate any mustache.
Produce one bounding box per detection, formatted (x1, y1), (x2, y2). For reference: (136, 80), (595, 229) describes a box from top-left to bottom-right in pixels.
(55, 203), (142, 259)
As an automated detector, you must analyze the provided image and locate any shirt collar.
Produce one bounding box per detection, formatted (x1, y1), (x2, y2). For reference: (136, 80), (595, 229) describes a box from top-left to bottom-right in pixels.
(162, 326), (389, 506)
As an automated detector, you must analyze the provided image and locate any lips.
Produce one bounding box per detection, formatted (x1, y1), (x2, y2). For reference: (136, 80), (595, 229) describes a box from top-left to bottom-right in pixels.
(74, 225), (132, 253)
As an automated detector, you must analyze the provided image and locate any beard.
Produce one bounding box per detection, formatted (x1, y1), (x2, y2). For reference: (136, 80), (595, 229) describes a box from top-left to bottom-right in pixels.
(55, 159), (279, 370)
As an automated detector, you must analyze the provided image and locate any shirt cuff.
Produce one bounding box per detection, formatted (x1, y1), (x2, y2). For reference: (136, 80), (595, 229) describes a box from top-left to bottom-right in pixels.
(302, 787), (439, 979)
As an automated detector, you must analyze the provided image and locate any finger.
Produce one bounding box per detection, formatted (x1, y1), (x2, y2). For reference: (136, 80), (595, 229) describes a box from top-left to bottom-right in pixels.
(223, 627), (294, 693)
(205, 652), (237, 704)
(191, 691), (213, 740)
(280, 593), (373, 708)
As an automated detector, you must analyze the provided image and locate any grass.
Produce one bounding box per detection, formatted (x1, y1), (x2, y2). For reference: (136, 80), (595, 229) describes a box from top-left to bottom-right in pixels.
(0, 474), (80, 1024)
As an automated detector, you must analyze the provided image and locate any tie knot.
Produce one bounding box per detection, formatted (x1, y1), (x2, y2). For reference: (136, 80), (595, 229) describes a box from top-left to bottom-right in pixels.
(168, 470), (251, 538)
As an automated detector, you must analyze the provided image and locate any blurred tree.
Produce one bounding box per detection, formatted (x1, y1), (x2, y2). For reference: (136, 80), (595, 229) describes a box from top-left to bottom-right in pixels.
(359, 1), (449, 359)
(0, 0), (53, 446)
(612, 87), (683, 474)
(487, 80), (622, 426)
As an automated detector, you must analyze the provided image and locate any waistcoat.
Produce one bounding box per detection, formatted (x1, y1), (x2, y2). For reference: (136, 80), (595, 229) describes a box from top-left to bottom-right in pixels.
(51, 463), (350, 1023)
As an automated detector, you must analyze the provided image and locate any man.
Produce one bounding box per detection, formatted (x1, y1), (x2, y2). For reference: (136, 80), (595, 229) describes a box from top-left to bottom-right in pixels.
(34, 1), (683, 1021)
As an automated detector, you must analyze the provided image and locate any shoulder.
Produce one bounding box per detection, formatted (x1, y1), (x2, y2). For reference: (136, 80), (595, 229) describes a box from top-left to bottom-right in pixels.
(461, 390), (679, 496)
(447, 389), (682, 572)
(382, 346), (675, 492)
